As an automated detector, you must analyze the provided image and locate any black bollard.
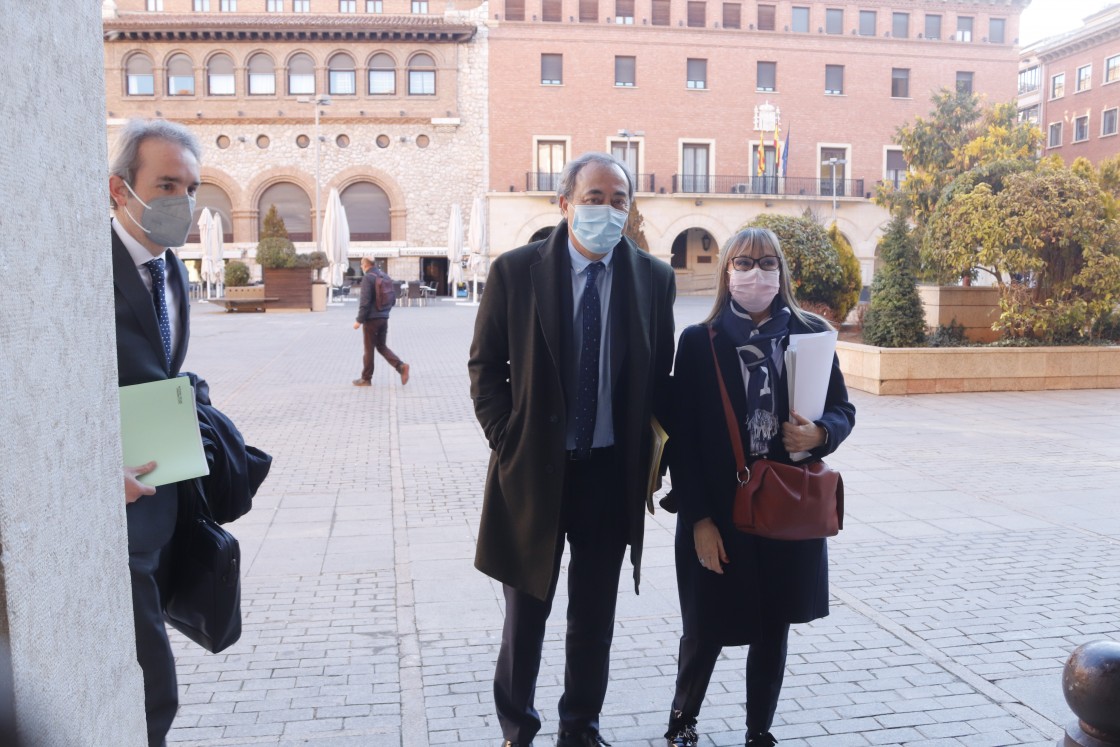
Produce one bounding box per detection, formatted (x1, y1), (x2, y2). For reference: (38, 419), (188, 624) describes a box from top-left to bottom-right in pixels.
(1062, 641), (1120, 746)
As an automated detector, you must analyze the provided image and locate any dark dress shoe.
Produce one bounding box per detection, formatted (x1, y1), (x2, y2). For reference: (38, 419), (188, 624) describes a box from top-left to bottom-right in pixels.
(665, 723), (698, 747)
(556, 729), (611, 747)
(352, 379), (371, 387)
(503, 742), (532, 747)
(746, 733), (777, 746)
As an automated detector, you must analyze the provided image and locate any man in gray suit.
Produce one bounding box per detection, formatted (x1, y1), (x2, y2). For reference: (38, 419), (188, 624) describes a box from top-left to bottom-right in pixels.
(109, 119), (201, 746)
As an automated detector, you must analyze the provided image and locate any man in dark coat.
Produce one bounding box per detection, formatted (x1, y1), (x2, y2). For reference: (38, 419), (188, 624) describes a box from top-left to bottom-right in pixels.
(468, 152), (676, 746)
(353, 256), (409, 387)
(110, 119), (202, 746)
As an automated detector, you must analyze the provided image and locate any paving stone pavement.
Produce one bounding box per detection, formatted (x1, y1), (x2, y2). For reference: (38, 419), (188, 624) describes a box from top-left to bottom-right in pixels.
(165, 295), (1120, 747)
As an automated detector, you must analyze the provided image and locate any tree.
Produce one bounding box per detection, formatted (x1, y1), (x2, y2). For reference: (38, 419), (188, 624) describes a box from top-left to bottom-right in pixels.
(260, 204), (290, 240)
(862, 215), (926, 347)
(255, 203), (298, 268)
(829, 224), (862, 322)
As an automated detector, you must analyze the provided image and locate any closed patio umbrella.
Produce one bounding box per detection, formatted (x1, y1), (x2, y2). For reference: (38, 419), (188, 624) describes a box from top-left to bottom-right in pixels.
(467, 196), (488, 303)
(197, 208), (216, 299)
(447, 203), (463, 297)
(209, 212), (225, 299)
(322, 187), (350, 300)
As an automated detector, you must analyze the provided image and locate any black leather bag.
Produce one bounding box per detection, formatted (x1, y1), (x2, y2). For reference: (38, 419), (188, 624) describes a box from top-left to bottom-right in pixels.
(163, 479), (242, 653)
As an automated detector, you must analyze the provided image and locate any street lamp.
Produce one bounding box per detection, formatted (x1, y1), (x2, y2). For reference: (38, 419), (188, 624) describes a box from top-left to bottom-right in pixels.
(298, 95), (331, 252)
(617, 128), (644, 178)
(821, 157), (848, 224)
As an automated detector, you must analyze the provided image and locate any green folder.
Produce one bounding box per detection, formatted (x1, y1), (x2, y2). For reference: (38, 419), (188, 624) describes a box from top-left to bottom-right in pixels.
(119, 377), (209, 487)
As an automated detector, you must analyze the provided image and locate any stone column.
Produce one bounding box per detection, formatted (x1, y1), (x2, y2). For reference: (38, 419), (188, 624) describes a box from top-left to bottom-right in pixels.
(0, 4), (147, 746)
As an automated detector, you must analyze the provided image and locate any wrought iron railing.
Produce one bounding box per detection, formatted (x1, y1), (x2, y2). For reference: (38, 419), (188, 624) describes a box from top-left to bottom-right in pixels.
(669, 174), (866, 198)
(525, 172), (657, 193)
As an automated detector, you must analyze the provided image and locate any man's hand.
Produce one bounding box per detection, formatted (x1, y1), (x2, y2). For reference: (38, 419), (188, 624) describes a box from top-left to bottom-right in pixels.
(353, 321), (361, 330)
(124, 462), (157, 504)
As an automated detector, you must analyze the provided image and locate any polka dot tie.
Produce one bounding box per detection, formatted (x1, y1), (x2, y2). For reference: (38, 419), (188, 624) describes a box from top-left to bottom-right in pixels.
(144, 258), (173, 371)
(573, 261), (604, 454)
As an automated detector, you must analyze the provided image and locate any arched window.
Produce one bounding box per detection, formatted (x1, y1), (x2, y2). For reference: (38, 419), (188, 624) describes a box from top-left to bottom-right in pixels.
(247, 53), (276, 95)
(328, 52), (356, 95)
(207, 53), (235, 95)
(340, 182), (391, 241)
(125, 53), (155, 96)
(188, 184), (235, 244)
(408, 53), (436, 95)
(166, 54), (194, 96)
(368, 53), (396, 95)
(288, 53), (315, 95)
(258, 183), (312, 242)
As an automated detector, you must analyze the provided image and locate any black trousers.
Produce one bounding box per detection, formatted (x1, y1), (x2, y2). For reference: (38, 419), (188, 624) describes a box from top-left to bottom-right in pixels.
(494, 450), (628, 743)
(360, 317), (402, 381)
(129, 546), (178, 747)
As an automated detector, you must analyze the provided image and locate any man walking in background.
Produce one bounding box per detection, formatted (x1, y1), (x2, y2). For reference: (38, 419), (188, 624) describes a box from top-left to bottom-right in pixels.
(353, 256), (409, 387)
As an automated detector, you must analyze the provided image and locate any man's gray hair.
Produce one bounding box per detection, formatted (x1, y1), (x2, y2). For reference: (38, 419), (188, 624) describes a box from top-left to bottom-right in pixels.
(556, 152), (634, 202)
(110, 118), (202, 187)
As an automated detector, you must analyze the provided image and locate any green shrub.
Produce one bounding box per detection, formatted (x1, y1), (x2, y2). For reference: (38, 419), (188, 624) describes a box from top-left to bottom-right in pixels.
(829, 224), (862, 322)
(927, 319), (966, 347)
(224, 260), (250, 287)
(255, 237), (298, 268)
(863, 214), (927, 347)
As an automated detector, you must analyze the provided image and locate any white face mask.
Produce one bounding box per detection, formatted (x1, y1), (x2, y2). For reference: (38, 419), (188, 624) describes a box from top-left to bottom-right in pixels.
(728, 268), (780, 313)
(569, 204), (628, 256)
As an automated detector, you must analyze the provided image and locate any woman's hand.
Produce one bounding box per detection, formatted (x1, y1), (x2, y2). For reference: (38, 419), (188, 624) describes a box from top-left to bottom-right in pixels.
(782, 408), (826, 453)
(693, 517), (729, 574)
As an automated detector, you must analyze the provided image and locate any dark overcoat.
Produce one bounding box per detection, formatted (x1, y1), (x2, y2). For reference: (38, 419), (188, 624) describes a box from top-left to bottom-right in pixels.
(670, 314), (855, 645)
(468, 222), (676, 601)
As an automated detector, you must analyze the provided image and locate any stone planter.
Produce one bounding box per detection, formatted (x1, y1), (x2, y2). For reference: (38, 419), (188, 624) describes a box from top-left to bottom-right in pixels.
(262, 267), (313, 311)
(917, 285), (1000, 343)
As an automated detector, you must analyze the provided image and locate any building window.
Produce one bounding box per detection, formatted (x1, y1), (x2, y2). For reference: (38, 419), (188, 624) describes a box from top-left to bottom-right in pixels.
(256, 135), (270, 149)
(1051, 72), (1065, 99)
(193, 0), (210, 10)
(687, 58), (707, 90)
(615, 56), (636, 87)
(825, 64), (843, 95)
(791, 6), (809, 32)
(924, 14), (941, 40)
(723, 3), (741, 29)
(369, 53), (395, 94)
(825, 7), (842, 34)
(247, 53), (276, 95)
(340, 0), (356, 10)
(267, 0), (282, 9)
(757, 61), (775, 92)
(367, 0), (382, 10)
(146, 0), (163, 8)
(615, 0), (633, 23)
(1018, 105), (1039, 125)
(757, 4), (775, 30)
(1103, 108), (1118, 136)
(892, 12), (908, 38)
(820, 147), (847, 195)
(885, 149), (907, 189)
(543, 0), (562, 22)
(220, 0), (236, 10)
(682, 143), (710, 193)
(297, 134), (310, 148)
(293, 0), (309, 9)
(687, 2), (705, 28)
(407, 53), (436, 94)
(1074, 115), (1089, 142)
(956, 71), (973, 94)
(125, 54), (155, 95)
(651, 0), (670, 25)
(955, 16), (972, 42)
(611, 139), (639, 176)
(1018, 66), (1039, 94)
(258, 182), (312, 242)
(207, 53), (235, 95)
(579, 0), (597, 22)
(1077, 65), (1092, 92)
(288, 52), (315, 95)
(412, 0), (428, 12)
(341, 182), (392, 240)
(859, 10), (876, 36)
(1108, 55), (1120, 84)
(328, 53), (356, 95)
(541, 53), (562, 85)
(1049, 122), (1062, 147)
(537, 140), (566, 191)
(989, 18), (1005, 43)
(891, 68), (909, 98)
(166, 54), (194, 96)
(505, 0), (525, 19)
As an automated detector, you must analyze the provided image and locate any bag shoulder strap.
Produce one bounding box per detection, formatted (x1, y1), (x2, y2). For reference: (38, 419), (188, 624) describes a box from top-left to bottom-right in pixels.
(708, 327), (750, 475)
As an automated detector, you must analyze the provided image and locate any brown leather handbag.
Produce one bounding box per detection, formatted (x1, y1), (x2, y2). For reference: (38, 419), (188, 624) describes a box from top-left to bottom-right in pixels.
(709, 331), (843, 541)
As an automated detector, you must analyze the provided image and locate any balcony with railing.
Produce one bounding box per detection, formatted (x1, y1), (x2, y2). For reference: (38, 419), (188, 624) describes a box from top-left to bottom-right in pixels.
(670, 174), (865, 198)
(525, 172), (657, 193)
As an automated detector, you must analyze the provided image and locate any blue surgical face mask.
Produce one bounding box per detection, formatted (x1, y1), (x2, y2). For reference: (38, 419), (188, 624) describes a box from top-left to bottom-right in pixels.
(569, 204), (628, 256)
(122, 180), (196, 248)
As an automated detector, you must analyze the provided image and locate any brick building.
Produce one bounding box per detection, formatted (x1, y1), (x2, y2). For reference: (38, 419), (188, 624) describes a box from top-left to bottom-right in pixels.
(1019, 4), (1120, 167)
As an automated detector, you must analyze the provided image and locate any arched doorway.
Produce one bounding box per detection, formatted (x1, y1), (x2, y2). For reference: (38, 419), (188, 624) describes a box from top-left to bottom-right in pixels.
(258, 182), (312, 242)
(340, 182), (391, 240)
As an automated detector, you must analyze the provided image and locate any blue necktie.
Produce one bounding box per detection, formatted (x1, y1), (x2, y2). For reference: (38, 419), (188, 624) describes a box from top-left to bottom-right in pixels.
(144, 257), (173, 370)
(573, 261), (605, 454)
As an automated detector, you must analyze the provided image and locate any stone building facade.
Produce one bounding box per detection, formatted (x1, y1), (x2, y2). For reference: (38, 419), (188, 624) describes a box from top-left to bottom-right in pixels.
(1019, 4), (1120, 167)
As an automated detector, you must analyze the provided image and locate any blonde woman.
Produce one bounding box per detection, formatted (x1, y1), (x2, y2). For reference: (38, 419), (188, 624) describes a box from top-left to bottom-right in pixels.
(664, 228), (856, 747)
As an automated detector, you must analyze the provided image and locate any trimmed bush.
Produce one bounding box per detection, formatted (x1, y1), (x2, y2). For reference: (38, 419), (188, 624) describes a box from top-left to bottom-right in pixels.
(863, 214), (927, 347)
(224, 260), (250, 287)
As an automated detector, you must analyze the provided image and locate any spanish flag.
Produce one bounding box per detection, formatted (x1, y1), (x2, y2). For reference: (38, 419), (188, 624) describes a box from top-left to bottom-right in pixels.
(757, 143), (765, 176)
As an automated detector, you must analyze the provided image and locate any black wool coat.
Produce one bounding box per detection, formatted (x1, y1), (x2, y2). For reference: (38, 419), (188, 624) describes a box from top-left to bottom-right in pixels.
(670, 314), (856, 645)
(468, 222), (676, 601)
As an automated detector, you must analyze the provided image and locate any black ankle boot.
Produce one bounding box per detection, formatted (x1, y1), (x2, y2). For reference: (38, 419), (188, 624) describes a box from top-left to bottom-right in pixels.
(746, 732), (777, 747)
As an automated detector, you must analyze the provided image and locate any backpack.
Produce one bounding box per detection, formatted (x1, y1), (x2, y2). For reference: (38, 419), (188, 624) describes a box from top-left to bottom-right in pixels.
(374, 271), (397, 311)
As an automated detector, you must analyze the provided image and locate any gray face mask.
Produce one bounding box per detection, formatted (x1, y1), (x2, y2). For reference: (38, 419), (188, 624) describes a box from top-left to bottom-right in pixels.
(123, 181), (196, 248)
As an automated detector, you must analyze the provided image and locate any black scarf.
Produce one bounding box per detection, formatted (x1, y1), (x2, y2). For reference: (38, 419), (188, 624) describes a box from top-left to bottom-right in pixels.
(711, 299), (791, 455)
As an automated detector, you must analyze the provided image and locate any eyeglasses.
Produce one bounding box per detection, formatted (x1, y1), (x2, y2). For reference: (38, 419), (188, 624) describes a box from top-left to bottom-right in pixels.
(730, 255), (780, 272)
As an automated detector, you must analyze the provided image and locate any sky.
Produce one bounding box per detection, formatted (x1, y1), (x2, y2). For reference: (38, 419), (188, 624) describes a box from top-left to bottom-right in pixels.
(1019, 0), (1113, 45)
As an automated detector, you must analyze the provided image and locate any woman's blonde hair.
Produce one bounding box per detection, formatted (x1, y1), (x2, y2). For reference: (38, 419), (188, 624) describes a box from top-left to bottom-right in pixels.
(702, 227), (830, 330)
